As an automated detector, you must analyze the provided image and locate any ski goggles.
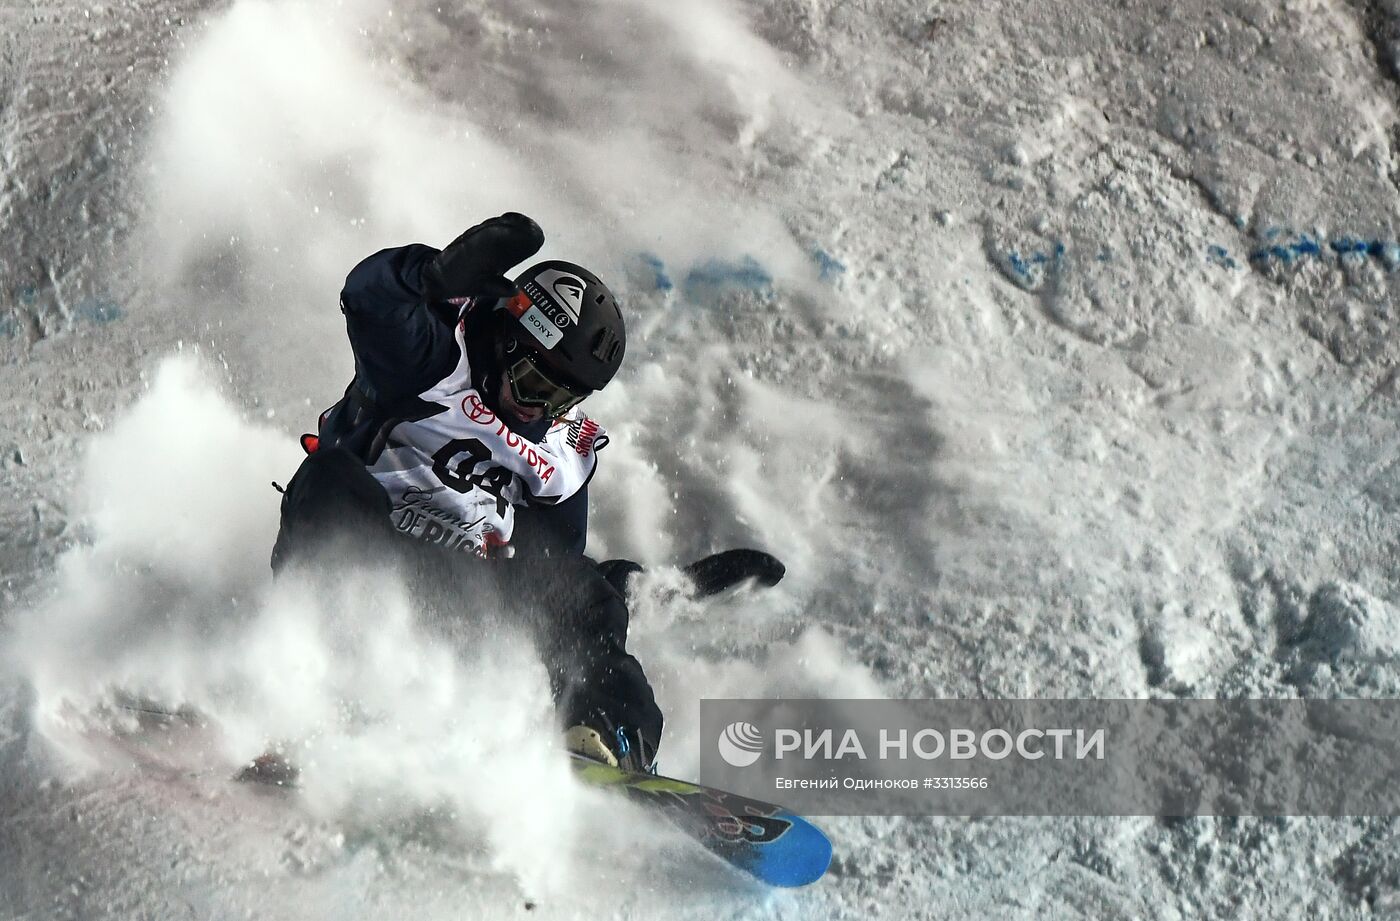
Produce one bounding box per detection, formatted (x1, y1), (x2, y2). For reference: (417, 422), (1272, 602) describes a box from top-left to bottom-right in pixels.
(503, 346), (591, 418)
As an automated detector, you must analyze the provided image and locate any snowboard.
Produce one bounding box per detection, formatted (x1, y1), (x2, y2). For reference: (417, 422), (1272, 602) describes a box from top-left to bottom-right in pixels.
(114, 702), (831, 887)
(569, 753), (832, 888)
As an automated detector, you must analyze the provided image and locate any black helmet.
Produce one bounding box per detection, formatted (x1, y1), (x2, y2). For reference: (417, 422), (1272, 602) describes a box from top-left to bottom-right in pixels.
(500, 260), (625, 392)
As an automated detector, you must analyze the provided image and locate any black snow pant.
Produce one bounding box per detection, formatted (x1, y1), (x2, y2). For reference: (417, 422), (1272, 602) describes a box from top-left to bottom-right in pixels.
(270, 448), (663, 763)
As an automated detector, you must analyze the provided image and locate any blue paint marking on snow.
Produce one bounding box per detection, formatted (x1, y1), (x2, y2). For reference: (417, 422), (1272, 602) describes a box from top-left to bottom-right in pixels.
(75, 298), (123, 324)
(1206, 244), (1238, 270)
(1004, 241), (1066, 285)
(1214, 232), (1400, 271)
(1248, 232), (1323, 265)
(1245, 231), (1400, 269)
(1329, 237), (1386, 259)
(4, 285), (37, 336)
(683, 257), (773, 296)
(640, 251), (845, 294)
(638, 253), (674, 292)
(1004, 250), (1033, 281)
(812, 248), (846, 280)
(6, 287), (123, 326)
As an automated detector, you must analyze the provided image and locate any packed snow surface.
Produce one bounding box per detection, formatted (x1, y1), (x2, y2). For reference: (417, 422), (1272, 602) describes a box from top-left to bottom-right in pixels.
(5, 0), (1400, 917)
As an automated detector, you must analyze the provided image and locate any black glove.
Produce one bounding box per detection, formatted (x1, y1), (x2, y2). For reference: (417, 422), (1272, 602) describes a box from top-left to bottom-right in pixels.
(420, 212), (545, 302)
(596, 559), (644, 598)
(595, 549), (785, 602)
(684, 548), (786, 597)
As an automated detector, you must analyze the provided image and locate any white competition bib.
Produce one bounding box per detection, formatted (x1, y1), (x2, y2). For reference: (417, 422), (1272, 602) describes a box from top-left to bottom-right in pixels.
(366, 318), (606, 555)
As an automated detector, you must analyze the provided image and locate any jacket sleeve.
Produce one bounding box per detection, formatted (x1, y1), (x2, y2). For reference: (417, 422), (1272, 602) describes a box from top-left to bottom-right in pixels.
(512, 485), (590, 556)
(339, 244), (460, 403)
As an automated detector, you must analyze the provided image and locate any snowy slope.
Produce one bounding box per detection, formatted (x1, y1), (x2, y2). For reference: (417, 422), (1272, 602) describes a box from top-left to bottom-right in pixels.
(5, 0), (1400, 917)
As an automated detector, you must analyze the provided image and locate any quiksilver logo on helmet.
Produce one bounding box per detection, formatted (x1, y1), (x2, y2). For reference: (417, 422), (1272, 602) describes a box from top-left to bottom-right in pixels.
(534, 268), (586, 324)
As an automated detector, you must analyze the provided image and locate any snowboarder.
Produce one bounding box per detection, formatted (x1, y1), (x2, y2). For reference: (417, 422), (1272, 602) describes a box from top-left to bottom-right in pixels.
(270, 212), (785, 773)
(270, 212), (661, 770)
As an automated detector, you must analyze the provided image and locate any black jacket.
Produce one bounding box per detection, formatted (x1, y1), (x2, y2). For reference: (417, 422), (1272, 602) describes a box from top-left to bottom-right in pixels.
(316, 244), (590, 555)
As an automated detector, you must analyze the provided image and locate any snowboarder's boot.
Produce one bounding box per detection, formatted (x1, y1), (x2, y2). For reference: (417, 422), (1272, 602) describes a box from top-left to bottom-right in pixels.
(565, 714), (656, 773)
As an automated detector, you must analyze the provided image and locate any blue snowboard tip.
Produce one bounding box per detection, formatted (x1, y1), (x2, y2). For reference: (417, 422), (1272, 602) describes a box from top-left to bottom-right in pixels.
(736, 812), (833, 888)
